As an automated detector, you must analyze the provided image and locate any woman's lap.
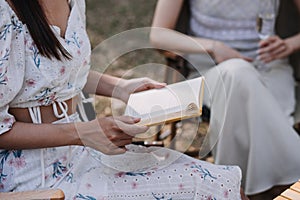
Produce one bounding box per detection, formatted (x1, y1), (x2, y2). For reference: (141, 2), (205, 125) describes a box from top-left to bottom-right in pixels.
(202, 58), (300, 194)
(57, 148), (242, 199)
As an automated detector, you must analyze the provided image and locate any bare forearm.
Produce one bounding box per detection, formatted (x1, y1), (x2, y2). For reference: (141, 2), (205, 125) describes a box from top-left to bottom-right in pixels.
(150, 29), (215, 55)
(0, 122), (81, 150)
(83, 70), (124, 99)
(150, 0), (215, 55)
(286, 34), (300, 53)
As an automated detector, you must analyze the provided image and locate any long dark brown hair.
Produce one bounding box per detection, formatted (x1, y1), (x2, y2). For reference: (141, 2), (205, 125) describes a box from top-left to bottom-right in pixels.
(10, 0), (71, 60)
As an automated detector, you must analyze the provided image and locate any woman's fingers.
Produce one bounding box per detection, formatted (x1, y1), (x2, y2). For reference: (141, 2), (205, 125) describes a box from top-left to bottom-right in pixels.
(111, 138), (133, 147)
(114, 117), (149, 137)
(213, 41), (252, 63)
(133, 78), (166, 92)
(107, 129), (133, 140)
(258, 37), (280, 53)
(269, 45), (287, 56)
(258, 35), (278, 48)
(81, 116), (149, 155)
(116, 115), (141, 124)
(109, 116), (147, 137)
(101, 116), (148, 148)
(258, 36), (291, 63)
(242, 56), (253, 63)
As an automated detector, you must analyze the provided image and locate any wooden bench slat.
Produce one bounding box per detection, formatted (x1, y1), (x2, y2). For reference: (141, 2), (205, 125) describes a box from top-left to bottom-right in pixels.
(274, 196), (290, 200)
(291, 182), (300, 193)
(274, 181), (300, 200)
(0, 189), (65, 200)
(281, 189), (300, 200)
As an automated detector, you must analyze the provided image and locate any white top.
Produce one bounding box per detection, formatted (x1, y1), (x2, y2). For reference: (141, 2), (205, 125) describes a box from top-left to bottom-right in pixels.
(189, 0), (279, 58)
(0, 0), (91, 134)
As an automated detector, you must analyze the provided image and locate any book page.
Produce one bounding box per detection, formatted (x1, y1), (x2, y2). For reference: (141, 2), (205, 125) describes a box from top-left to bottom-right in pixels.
(125, 77), (204, 126)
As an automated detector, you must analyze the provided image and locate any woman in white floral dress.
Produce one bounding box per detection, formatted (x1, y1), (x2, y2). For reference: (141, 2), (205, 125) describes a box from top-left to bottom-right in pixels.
(0, 0), (244, 199)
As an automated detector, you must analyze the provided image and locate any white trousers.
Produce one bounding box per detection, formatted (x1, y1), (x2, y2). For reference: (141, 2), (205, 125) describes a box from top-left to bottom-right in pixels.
(200, 58), (300, 195)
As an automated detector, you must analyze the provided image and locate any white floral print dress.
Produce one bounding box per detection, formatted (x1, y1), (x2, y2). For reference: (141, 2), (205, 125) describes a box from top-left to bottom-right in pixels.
(0, 0), (243, 199)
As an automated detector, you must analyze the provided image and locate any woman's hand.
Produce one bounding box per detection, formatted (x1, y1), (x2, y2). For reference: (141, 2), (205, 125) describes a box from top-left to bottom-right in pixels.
(212, 41), (253, 64)
(76, 116), (148, 155)
(117, 77), (166, 103)
(257, 35), (295, 63)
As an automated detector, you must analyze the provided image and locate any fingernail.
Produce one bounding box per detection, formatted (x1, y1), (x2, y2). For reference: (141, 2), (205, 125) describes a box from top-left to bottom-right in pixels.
(133, 117), (141, 123)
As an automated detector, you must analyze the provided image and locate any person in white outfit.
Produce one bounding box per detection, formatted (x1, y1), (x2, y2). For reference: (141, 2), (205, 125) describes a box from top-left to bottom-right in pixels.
(0, 0), (247, 199)
(150, 0), (300, 197)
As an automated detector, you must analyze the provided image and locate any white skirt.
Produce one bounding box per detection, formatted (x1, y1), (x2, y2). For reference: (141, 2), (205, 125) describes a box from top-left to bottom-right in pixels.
(191, 57), (300, 195)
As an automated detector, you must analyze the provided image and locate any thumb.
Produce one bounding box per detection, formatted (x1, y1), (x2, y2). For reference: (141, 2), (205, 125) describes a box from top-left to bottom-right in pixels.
(117, 115), (141, 124)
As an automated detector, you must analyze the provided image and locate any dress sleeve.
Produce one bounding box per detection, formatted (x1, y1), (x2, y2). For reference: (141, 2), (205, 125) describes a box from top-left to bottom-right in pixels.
(0, 3), (25, 134)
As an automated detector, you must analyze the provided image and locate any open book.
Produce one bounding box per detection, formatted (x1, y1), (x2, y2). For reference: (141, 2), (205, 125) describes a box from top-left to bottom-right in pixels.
(125, 77), (205, 126)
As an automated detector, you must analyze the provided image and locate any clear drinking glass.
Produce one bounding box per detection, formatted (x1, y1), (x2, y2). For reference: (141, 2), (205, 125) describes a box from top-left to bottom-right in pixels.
(254, 0), (277, 71)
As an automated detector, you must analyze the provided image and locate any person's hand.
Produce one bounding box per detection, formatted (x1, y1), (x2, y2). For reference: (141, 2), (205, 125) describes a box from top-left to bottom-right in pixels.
(117, 77), (166, 103)
(76, 116), (148, 155)
(212, 41), (253, 64)
(257, 35), (294, 63)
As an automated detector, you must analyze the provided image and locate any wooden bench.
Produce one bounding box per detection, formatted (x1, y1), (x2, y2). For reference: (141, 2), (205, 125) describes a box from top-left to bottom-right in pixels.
(274, 180), (300, 200)
(0, 188), (65, 200)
